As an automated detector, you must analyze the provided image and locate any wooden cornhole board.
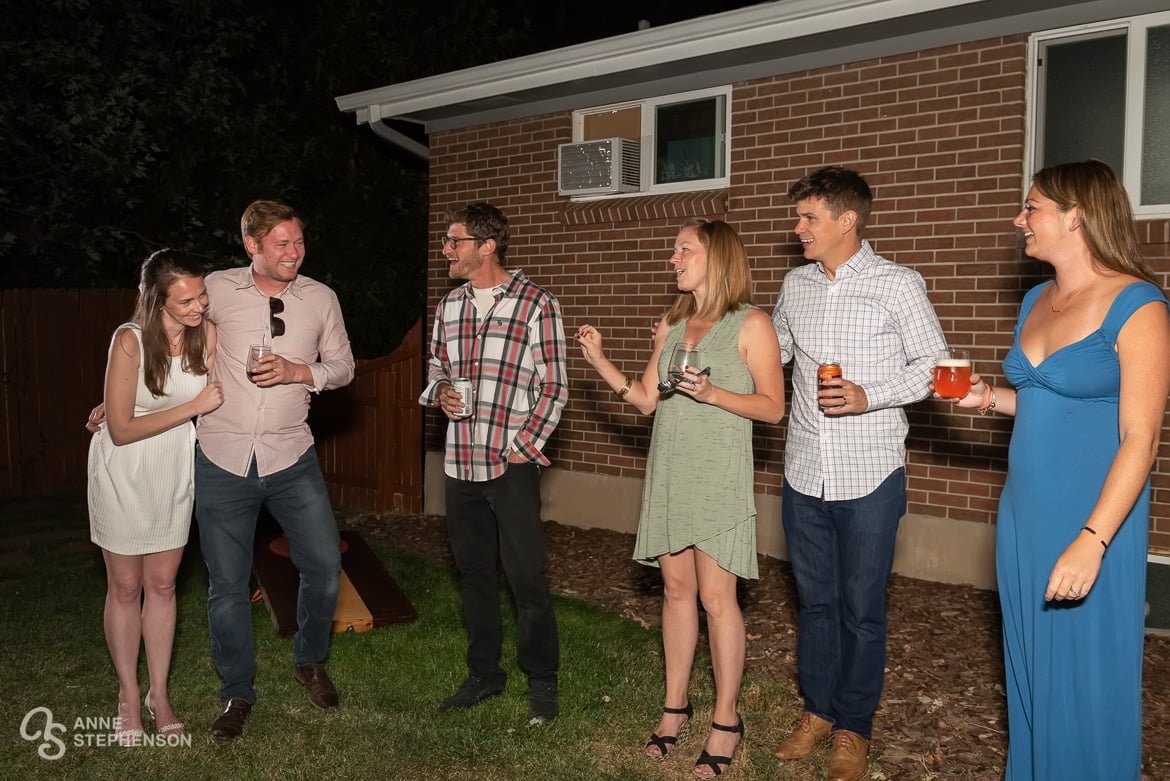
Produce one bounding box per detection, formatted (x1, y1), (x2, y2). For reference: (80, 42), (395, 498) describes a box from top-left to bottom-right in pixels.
(253, 529), (417, 635)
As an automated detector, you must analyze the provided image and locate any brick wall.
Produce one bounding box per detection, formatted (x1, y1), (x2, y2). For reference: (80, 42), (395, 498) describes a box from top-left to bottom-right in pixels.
(425, 35), (1170, 548)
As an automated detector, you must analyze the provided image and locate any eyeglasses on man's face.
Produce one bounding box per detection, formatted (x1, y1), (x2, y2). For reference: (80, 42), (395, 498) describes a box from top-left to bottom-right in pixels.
(441, 235), (483, 248)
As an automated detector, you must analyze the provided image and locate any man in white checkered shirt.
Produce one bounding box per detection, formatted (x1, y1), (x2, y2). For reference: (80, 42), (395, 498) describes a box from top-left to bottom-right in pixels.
(770, 166), (947, 781)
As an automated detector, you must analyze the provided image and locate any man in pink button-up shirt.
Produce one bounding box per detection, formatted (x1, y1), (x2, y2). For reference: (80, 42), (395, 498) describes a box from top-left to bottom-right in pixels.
(196, 200), (354, 744)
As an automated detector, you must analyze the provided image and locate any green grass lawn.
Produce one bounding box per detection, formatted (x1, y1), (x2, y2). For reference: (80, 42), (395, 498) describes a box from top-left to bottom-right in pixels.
(0, 496), (802, 780)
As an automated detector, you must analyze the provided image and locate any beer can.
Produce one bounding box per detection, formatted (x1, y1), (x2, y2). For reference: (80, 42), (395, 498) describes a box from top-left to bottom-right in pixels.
(817, 361), (843, 411)
(817, 362), (842, 387)
(451, 377), (474, 418)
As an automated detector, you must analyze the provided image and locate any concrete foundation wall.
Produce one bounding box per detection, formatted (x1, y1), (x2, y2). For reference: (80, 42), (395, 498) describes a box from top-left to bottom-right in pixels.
(424, 452), (997, 590)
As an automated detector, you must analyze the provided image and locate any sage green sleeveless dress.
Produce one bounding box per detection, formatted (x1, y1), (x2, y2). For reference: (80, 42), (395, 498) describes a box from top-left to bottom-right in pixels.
(633, 306), (759, 579)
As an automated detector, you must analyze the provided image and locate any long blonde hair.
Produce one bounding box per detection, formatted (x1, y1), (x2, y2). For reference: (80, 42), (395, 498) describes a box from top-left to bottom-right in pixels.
(131, 250), (210, 396)
(664, 219), (753, 325)
(1031, 159), (1157, 285)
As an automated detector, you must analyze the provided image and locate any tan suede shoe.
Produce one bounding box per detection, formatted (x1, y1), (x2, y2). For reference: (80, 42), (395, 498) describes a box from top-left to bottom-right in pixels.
(773, 711), (833, 759)
(827, 729), (869, 781)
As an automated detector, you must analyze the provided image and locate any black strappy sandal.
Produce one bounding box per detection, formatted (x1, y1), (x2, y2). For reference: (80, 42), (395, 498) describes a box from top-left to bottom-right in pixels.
(644, 701), (694, 759)
(693, 715), (744, 777)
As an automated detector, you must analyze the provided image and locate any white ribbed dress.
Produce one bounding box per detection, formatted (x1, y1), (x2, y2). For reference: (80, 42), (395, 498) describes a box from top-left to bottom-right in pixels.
(88, 325), (206, 555)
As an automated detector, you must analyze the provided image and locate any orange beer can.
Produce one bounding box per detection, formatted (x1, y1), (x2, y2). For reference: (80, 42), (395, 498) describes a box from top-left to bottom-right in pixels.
(818, 362), (842, 408)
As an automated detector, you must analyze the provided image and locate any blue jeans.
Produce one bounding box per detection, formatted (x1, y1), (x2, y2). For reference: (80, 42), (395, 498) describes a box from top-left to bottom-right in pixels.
(444, 463), (559, 684)
(195, 444), (341, 703)
(782, 469), (905, 739)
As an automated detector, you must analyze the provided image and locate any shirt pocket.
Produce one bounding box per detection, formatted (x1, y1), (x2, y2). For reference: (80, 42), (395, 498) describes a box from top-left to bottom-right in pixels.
(274, 322), (320, 363)
(479, 315), (530, 363)
(834, 299), (899, 367)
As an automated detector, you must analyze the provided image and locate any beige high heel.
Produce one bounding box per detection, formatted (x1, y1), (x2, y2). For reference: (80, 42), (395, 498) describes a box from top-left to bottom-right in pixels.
(144, 690), (185, 737)
(114, 699), (144, 747)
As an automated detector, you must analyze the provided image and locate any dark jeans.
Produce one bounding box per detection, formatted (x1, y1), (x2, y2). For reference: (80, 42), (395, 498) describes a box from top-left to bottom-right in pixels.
(782, 468), (905, 739)
(195, 444), (341, 703)
(444, 462), (559, 684)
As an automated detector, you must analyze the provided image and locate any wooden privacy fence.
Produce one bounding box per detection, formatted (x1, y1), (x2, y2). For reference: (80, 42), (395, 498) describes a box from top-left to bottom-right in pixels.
(0, 289), (424, 514)
(0, 288), (137, 498)
(310, 320), (425, 514)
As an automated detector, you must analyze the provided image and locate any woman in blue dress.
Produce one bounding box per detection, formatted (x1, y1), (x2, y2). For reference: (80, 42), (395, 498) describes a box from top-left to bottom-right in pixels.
(951, 160), (1169, 779)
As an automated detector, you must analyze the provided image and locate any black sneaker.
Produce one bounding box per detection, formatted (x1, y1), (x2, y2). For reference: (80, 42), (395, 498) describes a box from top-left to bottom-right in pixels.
(527, 679), (558, 725)
(438, 676), (506, 713)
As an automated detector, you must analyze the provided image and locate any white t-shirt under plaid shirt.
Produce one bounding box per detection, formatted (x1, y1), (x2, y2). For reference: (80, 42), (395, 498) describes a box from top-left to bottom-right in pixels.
(420, 270), (568, 482)
(772, 241), (947, 501)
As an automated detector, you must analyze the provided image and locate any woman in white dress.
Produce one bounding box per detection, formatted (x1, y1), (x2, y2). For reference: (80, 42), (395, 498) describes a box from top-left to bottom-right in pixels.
(87, 250), (223, 744)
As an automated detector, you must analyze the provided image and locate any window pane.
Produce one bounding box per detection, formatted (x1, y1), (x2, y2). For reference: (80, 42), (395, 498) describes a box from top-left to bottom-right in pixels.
(583, 107), (641, 143)
(1142, 24), (1170, 204)
(654, 96), (725, 184)
(1041, 35), (1126, 172)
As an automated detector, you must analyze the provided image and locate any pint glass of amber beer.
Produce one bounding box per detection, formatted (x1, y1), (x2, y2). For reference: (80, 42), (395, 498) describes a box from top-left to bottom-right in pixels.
(934, 349), (972, 399)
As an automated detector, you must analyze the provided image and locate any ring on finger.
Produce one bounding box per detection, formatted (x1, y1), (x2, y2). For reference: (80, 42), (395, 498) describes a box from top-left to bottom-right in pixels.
(1069, 588), (1080, 597)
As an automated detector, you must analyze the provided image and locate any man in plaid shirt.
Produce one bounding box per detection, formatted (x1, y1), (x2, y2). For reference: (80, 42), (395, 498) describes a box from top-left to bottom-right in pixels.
(419, 202), (568, 725)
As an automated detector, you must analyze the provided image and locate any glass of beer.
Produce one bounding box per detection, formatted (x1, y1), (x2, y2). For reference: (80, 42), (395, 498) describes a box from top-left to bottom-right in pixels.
(934, 349), (972, 399)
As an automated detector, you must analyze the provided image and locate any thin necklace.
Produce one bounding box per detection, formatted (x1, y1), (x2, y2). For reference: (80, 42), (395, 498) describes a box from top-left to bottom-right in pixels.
(1050, 283), (1088, 313)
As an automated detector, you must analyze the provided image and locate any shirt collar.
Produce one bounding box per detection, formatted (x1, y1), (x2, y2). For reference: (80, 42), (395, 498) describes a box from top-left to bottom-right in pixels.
(457, 269), (525, 300)
(224, 265), (305, 300)
(818, 240), (876, 280)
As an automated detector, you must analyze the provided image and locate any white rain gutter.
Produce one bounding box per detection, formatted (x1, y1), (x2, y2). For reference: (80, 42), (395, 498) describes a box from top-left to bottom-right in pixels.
(367, 111), (430, 161)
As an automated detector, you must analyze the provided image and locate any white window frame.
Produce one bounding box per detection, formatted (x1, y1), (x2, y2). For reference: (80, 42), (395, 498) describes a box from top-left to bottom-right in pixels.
(1026, 10), (1170, 219)
(571, 85), (732, 198)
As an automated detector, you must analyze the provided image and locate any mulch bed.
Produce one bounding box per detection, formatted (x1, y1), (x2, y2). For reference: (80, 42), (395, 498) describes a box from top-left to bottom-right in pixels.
(344, 511), (1170, 780)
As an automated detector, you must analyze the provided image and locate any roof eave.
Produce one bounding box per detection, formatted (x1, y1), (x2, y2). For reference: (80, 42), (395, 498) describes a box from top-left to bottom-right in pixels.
(335, 0), (1168, 154)
(335, 0), (978, 123)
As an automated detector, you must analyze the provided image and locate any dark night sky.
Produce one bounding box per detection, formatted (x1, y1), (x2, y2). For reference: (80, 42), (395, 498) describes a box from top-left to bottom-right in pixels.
(0, 0), (773, 293)
(518, 1), (768, 52)
(455, 0), (770, 61)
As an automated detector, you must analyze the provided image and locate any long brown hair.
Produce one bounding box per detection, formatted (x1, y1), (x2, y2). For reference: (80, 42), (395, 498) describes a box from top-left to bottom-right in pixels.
(664, 219), (753, 325)
(131, 250), (210, 396)
(1031, 159), (1157, 285)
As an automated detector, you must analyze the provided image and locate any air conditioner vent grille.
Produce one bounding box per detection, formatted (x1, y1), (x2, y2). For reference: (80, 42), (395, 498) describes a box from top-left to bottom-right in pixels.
(558, 138), (641, 196)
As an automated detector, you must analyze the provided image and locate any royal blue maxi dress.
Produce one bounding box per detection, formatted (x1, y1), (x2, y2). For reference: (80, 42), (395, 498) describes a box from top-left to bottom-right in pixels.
(998, 281), (1166, 780)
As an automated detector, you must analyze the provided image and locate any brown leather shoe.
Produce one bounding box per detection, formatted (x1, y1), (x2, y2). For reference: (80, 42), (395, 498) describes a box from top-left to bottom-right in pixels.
(827, 729), (870, 781)
(294, 663), (339, 710)
(209, 698), (252, 744)
(774, 711), (833, 759)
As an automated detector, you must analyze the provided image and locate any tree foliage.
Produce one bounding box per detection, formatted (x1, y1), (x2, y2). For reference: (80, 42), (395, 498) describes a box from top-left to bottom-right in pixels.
(0, 0), (755, 355)
(0, 0), (525, 356)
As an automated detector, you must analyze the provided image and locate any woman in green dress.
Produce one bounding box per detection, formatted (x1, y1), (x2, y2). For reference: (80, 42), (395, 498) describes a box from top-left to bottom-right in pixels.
(575, 219), (785, 777)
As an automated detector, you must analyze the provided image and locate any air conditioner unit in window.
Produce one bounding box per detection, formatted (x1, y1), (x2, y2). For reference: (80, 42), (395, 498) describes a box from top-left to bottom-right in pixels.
(557, 138), (642, 196)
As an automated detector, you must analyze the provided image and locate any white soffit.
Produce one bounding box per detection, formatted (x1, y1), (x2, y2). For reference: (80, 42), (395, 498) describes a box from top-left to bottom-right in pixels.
(335, 0), (1167, 140)
(336, 0), (980, 122)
